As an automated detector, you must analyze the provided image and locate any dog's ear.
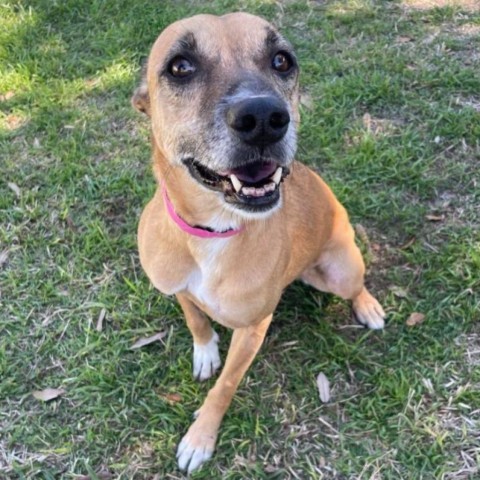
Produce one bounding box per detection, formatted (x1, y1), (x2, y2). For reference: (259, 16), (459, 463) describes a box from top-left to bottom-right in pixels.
(131, 81), (150, 116)
(131, 63), (150, 116)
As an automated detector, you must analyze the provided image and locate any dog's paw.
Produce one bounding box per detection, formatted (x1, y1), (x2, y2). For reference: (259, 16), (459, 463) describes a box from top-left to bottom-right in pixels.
(176, 418), (217, 474)
(352, 288), (385, 330)
(193, 330), (221, 381)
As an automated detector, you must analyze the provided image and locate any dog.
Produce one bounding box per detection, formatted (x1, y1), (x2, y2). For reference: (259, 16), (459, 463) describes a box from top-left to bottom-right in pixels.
(132, 12), (385, 473)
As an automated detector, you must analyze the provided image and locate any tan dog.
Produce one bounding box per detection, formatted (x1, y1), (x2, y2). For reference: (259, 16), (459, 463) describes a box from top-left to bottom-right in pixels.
(132, 12), (385, 473)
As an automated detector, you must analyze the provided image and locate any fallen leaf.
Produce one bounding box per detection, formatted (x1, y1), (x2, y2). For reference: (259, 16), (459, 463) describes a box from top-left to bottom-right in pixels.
(390, 285), (408, 298)
(399, 237), (416, 250)
(0, 250), (9, 268)
(7, 182), (21, 198)
(159, 392), (182, 403)
(65, 216), (77, 231)
(316, 372), (330, 403)
(32, 388), (65, 402)
(96, 308), (106, 332)
(167, 393), (181, 402)
(397, 35), (414, 43)
(426, 214), (444, 222)
(130, 331), (167, 350)
(264, 464), (277, 473)
(406, 312), (425, 326)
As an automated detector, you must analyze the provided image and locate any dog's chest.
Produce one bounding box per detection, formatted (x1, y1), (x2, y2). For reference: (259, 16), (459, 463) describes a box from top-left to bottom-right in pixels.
(182, 238), (284, 327)
(186, 239), (226, 311)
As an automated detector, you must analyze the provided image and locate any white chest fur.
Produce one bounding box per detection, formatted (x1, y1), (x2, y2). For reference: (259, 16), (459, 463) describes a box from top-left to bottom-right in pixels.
(185, 238), (229, 315)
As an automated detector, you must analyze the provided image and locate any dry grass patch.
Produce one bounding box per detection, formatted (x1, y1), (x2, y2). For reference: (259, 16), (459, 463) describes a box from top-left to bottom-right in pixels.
(403, 0), (480, 12)
(455, 96), (480, 112)
(449, 24), (480, 38)
(456, 333), (480, 368)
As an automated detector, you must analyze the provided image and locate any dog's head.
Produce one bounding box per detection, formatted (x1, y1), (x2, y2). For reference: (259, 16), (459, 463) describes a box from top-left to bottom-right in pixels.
(133, 13), (299, 218)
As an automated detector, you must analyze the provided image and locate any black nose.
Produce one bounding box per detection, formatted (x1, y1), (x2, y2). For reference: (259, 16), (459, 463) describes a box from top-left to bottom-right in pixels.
(226, 96), (290, 146)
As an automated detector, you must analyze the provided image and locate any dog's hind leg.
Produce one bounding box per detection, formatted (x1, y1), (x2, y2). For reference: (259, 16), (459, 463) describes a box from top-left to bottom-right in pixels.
(176, 293), (221, 381)
(177, 313), (273, 473)
(301, 224), (385, 329)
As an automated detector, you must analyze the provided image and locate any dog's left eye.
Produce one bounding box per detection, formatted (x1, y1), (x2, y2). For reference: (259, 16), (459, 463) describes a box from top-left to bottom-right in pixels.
(272, 51), (294, 73)
(168, 56), (196, 78)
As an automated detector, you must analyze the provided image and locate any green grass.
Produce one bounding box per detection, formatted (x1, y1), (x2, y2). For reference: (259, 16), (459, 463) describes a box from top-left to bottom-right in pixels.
(1, 0), (479, 478)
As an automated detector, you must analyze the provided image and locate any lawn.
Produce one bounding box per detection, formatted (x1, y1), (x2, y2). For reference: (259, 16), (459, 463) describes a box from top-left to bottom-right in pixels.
(1, 0), (479, 478)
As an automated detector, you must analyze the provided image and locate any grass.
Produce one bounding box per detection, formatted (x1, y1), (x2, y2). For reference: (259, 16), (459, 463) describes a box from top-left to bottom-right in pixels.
(1, 0), (479, 478)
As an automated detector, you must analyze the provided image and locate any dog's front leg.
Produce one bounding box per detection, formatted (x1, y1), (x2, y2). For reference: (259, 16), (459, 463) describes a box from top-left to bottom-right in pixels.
(177, 293), (221, 381)
(177, 314), (273, 473)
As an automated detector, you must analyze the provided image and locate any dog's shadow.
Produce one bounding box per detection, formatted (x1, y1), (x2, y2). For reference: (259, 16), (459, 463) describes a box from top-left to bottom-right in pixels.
(269, 281), (334, 335)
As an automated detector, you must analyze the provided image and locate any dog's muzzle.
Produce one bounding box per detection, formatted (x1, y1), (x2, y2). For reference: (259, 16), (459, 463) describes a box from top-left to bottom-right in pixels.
(183, 94), (293, 214)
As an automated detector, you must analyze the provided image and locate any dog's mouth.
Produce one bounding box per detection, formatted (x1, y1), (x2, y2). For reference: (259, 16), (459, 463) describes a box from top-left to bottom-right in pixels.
(184, 158), (290, 212)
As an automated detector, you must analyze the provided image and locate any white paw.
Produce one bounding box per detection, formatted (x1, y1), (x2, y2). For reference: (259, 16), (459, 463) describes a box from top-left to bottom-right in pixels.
(193, 331), (221, 381)
(353, 291), (386, 330)
(176, 427), (215, 474)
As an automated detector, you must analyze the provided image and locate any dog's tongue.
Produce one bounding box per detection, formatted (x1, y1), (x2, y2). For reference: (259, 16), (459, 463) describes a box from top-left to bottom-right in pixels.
(227, 161), (277, 183)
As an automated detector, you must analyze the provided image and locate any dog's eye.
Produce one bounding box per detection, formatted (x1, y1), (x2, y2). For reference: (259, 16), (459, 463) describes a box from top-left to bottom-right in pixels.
(272, 51), (294, 73)
(168, 56), (196, 78)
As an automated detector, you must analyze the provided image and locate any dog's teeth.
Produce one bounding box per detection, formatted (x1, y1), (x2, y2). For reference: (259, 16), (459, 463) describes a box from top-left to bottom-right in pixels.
(241, 186), (269, 197)
(230, 174), (243, 192)
(264, 182), (276, 192)
(272, 167), (283, 185)
(242, 186), (255, 196)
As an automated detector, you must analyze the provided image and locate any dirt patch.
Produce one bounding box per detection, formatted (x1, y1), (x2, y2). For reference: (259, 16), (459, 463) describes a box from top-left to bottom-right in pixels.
(361, 113), (405, 137)
(344, 113), (406, 148)
(439, 408), (480, 479)
(456, 333), (480, 367)
(403, 0), (480, 11)
(449, 24), (480, 38)
(1, 113), (29, 131)
(455, 96), (480, 112)
(0, 439), (65, 475)
(427, 188), (480, 232)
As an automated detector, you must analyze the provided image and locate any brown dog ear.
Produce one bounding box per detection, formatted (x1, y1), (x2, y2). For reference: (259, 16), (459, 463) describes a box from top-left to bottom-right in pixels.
(132, 61), (150, 115)
(131, 80), (150, 116)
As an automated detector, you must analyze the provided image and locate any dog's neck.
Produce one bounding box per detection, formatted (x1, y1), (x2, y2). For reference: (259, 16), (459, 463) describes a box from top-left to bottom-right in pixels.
(162, 185), (245, 238)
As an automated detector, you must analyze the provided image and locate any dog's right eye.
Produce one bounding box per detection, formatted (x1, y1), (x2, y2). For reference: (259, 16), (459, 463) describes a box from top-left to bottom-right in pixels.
(272, 51), (294, 74)
(168, 56), (196, 78)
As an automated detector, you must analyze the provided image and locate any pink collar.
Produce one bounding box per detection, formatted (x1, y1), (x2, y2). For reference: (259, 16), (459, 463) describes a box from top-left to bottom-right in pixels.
(162, 185), (244, 239)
